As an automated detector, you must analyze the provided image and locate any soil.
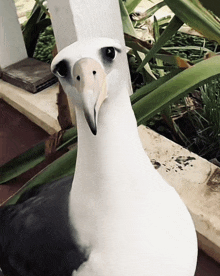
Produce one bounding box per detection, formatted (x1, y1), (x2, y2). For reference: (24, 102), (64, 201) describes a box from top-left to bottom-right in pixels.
(0, 99), (49, 166)
(0, 99), (66, 205)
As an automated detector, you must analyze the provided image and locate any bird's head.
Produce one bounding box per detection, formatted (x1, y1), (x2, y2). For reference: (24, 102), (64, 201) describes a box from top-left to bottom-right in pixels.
(51, 38), (126, 135)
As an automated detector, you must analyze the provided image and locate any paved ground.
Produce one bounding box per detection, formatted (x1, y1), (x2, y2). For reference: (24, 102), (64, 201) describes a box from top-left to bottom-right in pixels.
(14, 0), (35, 23)
(0, 99), (48, 167)
(196, 249), (220, 276)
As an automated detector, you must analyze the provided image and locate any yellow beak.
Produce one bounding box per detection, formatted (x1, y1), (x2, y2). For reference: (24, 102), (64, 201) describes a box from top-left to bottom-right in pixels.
(73, 58), (107, 135)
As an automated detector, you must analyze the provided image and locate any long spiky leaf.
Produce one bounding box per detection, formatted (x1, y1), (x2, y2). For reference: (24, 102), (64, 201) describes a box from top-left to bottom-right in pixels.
(134, 56), (220, 125)
(5, 149), (77, 206)
(164, 0), (220, 44)
(137, 15), (184, 71)
(0, 127), (77, 184)
(125, 0), (143, 14)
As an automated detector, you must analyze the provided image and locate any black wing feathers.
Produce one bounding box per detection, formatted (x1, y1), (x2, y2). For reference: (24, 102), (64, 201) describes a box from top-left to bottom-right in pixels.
(0, 176), (87, 276)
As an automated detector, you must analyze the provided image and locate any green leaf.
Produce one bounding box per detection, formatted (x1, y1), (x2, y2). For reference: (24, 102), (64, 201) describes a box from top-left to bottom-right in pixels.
(0, 141), (45, 185)
(119, 0), (136, 36)
(131, 68), (182, 104)
(35, 18), (51, 34)
(133, 55), (220, 124)
(164, 0), (220, 44)
(153, 16), (165, 77)
(22, 3), (51, 57)
(124, 0), (143, 14)
(125, 33), (150, 54)
(134, 1), (166, 23)
(137, 15), (184, 71)
(57, 127), (78, 151)
(157, 15), (172, 27)
(34, 0), (50, 16)
(155, 54), (191, 68)
(5, 149), (77, 206)
(125, 33), (191, 68)
(131, 48), (156, 82)
(146, 1), (166, 19)
(200, 0), (220, 17)
(0, 127), (77, 184)
(23, 7), (41, 56)
(162, 46), (213, 53)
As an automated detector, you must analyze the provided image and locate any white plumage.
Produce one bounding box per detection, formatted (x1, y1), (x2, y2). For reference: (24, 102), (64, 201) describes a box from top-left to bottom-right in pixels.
(51, 37), (198, 276)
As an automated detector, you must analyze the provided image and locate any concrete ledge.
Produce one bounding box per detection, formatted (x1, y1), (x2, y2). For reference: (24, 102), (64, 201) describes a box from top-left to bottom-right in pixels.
(138, 125), (220, 263)
(0, 80), (61, 135)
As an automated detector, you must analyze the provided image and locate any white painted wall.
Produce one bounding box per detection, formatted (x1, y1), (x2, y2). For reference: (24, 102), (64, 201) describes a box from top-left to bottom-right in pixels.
(47, 0), (77, 52)
(47, 0), (125, 51)
(69, 0), (125, 44)
(0, 0), (27, 68)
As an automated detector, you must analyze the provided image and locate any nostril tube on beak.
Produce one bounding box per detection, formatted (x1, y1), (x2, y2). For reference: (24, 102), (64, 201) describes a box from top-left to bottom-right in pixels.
(72, 58), (107, 135)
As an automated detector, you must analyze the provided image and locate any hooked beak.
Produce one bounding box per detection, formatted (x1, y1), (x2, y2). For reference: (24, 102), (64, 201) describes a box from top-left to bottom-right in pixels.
(73, 58), (107, 135)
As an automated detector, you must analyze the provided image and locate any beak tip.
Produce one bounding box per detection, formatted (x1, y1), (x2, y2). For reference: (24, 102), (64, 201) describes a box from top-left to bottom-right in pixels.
(89, 122), (97, 135)
(84, 109), (98, 135)
(91, 128), (97, 135)
(84, 112), (97, 135)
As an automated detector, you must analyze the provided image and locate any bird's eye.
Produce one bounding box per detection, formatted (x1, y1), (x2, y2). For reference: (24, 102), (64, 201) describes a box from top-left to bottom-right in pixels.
(54, 60), (68, 78)
(102, 47), (116, 62)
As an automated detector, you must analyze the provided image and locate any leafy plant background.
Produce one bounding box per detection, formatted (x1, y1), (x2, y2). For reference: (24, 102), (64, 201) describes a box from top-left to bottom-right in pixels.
(1, 0), (220, 204)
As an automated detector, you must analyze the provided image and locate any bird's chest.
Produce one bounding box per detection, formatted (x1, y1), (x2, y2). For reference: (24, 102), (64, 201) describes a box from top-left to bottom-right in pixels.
(69, 182), (197, 275)
(71, 190), (197, 276)
(69, 174), (150, 247)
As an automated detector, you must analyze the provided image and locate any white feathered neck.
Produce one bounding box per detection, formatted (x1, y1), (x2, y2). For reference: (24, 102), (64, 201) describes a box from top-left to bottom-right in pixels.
(69, 76), (197, 276)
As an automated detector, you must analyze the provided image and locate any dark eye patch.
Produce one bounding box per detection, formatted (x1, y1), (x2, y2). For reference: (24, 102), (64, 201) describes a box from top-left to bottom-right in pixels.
(100, 47), (118, 64)
(54, 60), (69, 78)
(104, 47), (115, 60)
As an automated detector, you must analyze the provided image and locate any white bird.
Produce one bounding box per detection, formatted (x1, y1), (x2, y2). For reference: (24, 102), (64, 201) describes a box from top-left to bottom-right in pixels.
(0, 38), (197, 276)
